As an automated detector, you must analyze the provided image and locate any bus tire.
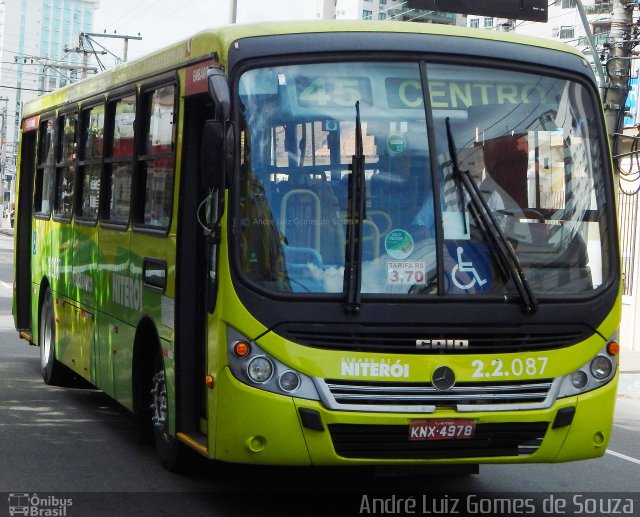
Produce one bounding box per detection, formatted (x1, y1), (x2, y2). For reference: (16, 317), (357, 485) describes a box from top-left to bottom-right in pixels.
(150, 350), (187, 471)
(39, 287), (66, 385)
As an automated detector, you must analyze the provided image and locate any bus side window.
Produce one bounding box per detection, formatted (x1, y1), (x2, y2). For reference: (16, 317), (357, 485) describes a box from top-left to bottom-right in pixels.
(102, 93), (136, 226)
(134, 84), (176, 229)
(53, 112), (77, 221)
(34, 118), (56, 217)
(76, 103), (105, 222)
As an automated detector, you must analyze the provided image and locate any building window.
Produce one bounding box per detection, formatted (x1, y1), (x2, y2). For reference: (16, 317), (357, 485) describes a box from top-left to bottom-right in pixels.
(362, 10), (372, 20)
(484, 17), (493, 28)
(379, 12), (386, 20)
(562, 0), (576, 8)
(469, 18), (479, 28)
(593, 24), (611, 46)
(559, 26), (574, 39)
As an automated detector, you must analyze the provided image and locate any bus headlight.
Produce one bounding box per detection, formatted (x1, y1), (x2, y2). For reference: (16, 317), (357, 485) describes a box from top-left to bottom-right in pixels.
(590, 355), (613, 380)
(557, 343), (617, 399)
(247, 356), (274, 383)
(226, 328), (320, 401)
(279, 371), (301, 392)
(570, 370), (588, 389)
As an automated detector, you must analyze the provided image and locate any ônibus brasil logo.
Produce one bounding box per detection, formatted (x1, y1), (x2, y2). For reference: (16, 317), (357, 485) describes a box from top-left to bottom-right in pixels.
(8, 493), (73, 516)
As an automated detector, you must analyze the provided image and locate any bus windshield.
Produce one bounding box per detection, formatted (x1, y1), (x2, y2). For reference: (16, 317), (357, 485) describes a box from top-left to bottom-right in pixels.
(236, 60), (612, 298)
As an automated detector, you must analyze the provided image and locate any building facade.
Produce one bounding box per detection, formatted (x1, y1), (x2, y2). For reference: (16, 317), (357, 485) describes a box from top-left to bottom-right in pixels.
(0, 0), (98, 205)
(327, 0), (466, 24)
(466, 1), (612, 71)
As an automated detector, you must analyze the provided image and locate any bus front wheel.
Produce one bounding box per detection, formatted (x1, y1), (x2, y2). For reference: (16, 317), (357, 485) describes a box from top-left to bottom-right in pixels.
(150, 350), (187, 471)
(39, 287), (65, 385)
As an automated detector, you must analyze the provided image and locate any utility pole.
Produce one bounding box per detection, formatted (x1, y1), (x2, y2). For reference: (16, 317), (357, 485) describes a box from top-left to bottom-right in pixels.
(65, 34), (107, 79)
(603, 0), (634, 165)
(82, 32), (142, 63)
(575, 0), (606, 91)
(0, 96), (8, 220)
(229, 0), (237, 23)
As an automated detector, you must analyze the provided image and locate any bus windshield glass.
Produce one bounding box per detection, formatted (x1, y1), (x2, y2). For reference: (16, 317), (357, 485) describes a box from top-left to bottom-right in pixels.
(236, 60), (612, 298)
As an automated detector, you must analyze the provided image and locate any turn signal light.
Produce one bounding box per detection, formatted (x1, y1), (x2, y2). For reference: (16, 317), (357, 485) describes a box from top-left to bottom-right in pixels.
(233, 341), (251, 357)
(606, 341), (620, 356)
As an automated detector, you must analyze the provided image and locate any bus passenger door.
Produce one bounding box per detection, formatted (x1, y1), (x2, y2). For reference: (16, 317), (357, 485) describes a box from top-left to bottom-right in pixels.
(174, 84), (216, 446)
(14, 128), (36, 336)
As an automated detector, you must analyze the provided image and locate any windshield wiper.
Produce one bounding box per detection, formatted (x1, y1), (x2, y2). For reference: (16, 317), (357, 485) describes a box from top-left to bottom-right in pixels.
(344, 101), (366, 313)
(445, 118), (538, 314)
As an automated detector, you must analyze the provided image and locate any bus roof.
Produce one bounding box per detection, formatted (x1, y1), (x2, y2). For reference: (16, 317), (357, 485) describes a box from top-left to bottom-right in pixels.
(22, 20), (588, 117)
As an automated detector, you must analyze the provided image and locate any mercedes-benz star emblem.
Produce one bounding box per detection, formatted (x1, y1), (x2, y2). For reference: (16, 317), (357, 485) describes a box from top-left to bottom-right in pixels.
(432, 366), (456, 391)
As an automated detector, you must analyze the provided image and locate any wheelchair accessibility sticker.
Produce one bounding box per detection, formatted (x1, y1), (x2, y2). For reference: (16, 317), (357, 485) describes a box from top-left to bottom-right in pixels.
(445, 242), (492, 293)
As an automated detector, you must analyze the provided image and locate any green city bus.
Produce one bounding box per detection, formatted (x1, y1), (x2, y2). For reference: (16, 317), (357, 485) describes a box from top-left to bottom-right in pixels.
(13, 21), (621, 471)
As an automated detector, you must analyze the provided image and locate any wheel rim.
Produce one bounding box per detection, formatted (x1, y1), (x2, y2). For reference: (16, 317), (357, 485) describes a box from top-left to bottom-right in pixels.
(40, 299), (53, 370)
(151, 370), (169, 440)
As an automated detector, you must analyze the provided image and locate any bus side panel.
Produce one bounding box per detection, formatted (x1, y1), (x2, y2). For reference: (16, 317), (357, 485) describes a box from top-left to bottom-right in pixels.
(93, 311), (120, 399)
(57, 223), (74, 299)
(126, 232), (177, 424)
(71, 224), (100, 311)
(50, 221), (95, 380)
(71, 223), (101, 385)
(111, 318), (136, 411)
(128, 233), (176, 343)
(54, 297), (94, 380)
(31, 217), (52, 342)
(96, 227), (131, 401)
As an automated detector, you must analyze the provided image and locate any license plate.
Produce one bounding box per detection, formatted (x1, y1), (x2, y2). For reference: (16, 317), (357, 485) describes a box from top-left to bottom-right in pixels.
(408, 419), (476, 441)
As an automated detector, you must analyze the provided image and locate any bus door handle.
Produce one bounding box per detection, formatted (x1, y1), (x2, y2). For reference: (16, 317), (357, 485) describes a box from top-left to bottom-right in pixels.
(143, 258), (167, 292)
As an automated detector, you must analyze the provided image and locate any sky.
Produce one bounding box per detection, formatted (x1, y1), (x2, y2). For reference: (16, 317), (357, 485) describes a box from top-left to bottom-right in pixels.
(92, 0), (312, 64)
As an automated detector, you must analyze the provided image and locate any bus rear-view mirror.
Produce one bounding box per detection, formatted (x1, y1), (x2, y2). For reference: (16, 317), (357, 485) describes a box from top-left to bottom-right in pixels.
(207, 67), (230, 121)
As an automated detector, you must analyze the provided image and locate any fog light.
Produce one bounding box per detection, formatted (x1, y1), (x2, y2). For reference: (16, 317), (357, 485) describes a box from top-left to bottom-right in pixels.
(247, 356), (273, 383)
(570, 370), (588, 389)
(590, 356), (613, 380)
(279, 371), (300, 392)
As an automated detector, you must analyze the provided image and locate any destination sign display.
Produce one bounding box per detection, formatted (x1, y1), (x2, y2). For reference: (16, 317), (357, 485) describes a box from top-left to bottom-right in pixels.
(294, 75), (557, 111)
(385, 78), (556, 110)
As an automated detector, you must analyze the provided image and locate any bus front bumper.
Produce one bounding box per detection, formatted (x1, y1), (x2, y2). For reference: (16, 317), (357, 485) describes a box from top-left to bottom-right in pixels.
(212, 368), (617, 465)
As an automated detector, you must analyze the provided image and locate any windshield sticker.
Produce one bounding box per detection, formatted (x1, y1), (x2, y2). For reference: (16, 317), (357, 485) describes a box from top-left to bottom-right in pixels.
(445, 242), (493, 293)
(385, 229), (414, 259)
(387, 260), (426, 286)
(387, 134), (407, 155)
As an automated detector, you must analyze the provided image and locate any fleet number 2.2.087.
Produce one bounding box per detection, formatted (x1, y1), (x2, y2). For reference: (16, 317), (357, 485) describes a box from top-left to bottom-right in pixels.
(471, 357), (548, 378)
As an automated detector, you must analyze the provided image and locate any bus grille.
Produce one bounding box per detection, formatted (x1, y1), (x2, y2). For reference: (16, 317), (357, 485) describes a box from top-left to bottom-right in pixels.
(319, 378), (555, 412)
(276, 323), (589, 353)
(328, 422), (549, 459)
